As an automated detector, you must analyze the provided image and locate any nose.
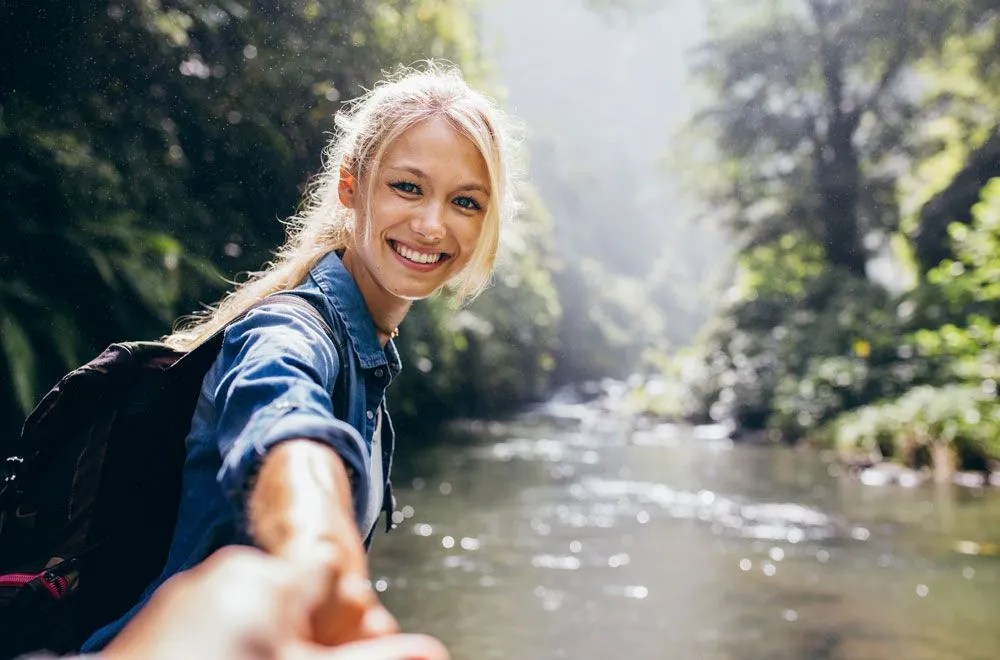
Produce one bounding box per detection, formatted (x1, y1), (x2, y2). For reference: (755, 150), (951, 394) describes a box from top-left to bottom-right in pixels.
(411, 201), (446, 243)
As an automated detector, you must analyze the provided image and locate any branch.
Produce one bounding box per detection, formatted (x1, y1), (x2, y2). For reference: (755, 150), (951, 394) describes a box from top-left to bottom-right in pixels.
(860, 5), (912, 114)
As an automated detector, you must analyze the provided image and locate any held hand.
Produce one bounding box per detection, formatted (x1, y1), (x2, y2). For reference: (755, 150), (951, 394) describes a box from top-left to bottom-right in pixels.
(102, 547), (444, 660)
(276, 535), (399, 646)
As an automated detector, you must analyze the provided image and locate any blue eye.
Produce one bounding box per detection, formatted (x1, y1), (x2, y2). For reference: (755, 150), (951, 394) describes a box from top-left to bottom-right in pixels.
(390, 181), (421, 195)
(453, 196), (482, 211)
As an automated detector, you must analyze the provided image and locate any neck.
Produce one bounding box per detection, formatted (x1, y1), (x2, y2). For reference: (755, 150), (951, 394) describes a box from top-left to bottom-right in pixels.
(340, 249), (412, 347)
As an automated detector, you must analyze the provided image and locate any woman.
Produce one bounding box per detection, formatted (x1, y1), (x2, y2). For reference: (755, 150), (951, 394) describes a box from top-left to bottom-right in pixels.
(81, 62), (518, 652)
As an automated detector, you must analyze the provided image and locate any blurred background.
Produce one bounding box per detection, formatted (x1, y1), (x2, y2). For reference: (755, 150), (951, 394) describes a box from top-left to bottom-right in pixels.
(2, 0), (999, 657)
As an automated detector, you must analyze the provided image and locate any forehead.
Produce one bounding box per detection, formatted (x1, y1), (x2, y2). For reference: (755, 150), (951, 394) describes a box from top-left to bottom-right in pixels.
(381, 116), (489, 187)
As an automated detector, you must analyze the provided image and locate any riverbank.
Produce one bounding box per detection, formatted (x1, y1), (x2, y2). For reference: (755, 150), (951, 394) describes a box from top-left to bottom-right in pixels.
(620, 376), (1000, 491)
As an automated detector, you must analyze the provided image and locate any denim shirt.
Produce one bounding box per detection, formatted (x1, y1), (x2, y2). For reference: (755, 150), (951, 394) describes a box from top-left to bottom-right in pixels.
(82, 251), (400, 651)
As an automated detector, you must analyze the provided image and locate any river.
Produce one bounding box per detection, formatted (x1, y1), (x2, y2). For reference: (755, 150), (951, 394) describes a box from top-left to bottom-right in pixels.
(371, 390), (1000, 659)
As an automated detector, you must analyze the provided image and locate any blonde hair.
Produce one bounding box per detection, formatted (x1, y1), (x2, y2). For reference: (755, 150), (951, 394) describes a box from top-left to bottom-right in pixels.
(166, 62), (518, 350)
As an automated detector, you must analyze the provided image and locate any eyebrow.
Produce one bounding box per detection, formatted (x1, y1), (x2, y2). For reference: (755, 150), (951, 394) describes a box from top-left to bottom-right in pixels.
(387, 165), (490, 196)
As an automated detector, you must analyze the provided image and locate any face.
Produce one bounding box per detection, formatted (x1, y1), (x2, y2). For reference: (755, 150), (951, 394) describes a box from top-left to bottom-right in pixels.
(340, 115), (490, 305)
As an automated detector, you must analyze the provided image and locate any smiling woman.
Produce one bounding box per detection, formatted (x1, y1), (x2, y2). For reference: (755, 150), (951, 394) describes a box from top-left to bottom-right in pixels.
(76, 62), (521, 653)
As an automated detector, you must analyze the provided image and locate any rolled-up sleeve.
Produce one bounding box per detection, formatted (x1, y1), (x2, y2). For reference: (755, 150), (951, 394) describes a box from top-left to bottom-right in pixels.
(211, 302), (370, 527)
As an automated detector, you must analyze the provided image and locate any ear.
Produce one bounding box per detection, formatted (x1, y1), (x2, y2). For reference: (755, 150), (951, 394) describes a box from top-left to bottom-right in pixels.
(338, 164), (357, 209)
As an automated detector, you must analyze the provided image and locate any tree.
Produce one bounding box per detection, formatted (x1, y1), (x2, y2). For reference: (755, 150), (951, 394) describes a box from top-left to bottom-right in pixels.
(690, 0), (998, 277)
(672, 0), (1000, 437)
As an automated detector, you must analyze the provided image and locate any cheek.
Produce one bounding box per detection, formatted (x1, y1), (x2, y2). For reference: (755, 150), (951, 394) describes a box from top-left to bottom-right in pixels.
(361, 189), (402, 230)
(455, 222), (484, 261)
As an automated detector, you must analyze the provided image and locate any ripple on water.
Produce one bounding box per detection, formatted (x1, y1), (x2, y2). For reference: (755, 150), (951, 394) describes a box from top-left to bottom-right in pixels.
(531, 554), (582, 570)
(629, 423), (682, 447)
(564, 477), (838, 541)
(607, 552), (631, 568)
(412, 523), (434, 537)
(602, 584), (649, 600)
(477, 437), (568, 462)
(533, 585), (565, 611)
(441, 555), (478, 571)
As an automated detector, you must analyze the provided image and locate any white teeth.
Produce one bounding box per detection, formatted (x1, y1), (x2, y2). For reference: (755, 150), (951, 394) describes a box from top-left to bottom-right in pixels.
(393, 242), (442, 264)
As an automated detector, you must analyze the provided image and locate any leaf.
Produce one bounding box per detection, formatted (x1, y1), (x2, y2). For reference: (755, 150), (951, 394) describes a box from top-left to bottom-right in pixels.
(49, 312), (82, 369)
(85, 247), (119, 290)
(0, 310), (38, 414)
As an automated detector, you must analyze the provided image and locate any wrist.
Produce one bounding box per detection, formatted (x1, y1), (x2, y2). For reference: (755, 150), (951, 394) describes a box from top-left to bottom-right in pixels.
(249, 441), (361, 559)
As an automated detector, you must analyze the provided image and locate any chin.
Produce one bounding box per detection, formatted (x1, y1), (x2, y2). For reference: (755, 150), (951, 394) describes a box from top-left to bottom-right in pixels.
(384, 281), (445, 302)
(393, 290), (435, 302)
(383, 269), (464, 302)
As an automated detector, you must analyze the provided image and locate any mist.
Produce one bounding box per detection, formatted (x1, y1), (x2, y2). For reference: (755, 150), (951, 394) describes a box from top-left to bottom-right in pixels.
(480, 0), (730, 344)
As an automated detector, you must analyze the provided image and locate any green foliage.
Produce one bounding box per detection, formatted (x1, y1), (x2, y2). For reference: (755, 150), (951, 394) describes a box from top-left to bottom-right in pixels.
(676, 177), (1000, 462)
(685, 178), (1000, 441)
(702, 272), (907, 433)
(684, 225), (905, 433)
(824, 385), (1000, 469)
(733, 233), (826, 300)
(907, 178), (1000, 385)
(928, 179), (1000, 309)
(901, 18), (1000, 271)
(666, 1), (1000, 472)
(628, 347), (707, 421)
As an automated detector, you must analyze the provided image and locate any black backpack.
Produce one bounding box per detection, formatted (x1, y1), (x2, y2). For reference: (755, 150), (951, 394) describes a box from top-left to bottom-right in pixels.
(0, 293), (329, 658)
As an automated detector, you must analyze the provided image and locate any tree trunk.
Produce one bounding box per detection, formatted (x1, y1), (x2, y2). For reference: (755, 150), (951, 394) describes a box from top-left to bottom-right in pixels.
(915, 128), (1000, 273)
(815, 117), (867, 278)
(811, 3), (868, 278)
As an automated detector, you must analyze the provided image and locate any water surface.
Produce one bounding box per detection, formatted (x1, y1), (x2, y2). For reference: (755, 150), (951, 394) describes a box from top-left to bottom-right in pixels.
(371, 398), (1000, 659)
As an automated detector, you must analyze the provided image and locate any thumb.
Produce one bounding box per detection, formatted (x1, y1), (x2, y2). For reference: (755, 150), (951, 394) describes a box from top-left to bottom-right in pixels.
(277, 544), (343, 617)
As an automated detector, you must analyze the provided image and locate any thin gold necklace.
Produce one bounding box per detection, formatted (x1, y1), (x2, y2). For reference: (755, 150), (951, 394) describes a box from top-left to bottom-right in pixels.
(376, 325), (399, 339)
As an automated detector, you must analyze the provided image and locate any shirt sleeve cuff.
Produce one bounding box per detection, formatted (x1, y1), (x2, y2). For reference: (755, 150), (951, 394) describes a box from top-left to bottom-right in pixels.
(217, 403), (371, 532)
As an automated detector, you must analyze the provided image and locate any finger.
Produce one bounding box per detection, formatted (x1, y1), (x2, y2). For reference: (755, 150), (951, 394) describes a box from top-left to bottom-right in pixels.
(292, 634), (450, 660)
(285, 545), (343, 607)
(310, 573), (371, 645)
(334, 575), (398, 640)
(360, 605), (400, 638)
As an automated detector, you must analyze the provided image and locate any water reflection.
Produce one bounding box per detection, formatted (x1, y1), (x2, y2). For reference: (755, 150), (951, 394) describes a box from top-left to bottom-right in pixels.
(372, 402), (1000, 659)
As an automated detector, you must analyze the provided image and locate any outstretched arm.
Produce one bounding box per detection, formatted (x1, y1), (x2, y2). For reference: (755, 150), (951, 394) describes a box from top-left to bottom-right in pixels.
(249, 439), (396, 646)
(205, 303), (391, 645)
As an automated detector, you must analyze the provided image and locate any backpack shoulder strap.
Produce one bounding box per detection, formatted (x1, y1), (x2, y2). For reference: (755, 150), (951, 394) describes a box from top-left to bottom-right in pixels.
(178, 292), (335, 366)
(258, 293), (334, 338)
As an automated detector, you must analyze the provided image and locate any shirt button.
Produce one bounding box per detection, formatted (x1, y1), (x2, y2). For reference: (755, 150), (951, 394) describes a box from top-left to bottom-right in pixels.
(367, 410), (374, 420)
(375, 368), (384, 377)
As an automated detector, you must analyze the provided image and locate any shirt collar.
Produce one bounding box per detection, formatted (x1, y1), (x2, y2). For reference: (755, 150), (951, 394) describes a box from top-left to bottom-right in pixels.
(383, 337), (402, 381)
(310, 251), (400, 372)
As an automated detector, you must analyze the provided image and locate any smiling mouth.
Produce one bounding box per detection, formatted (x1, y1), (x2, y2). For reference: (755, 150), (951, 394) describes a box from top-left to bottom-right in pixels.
(389, 239), (450, 265)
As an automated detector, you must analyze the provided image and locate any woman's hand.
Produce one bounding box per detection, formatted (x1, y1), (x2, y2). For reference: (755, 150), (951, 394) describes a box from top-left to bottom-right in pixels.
(102, 546), (446, 660)
(248, 439), (397, 645)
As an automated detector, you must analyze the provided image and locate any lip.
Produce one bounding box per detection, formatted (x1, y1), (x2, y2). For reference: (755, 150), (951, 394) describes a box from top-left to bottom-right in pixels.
(387, 239), (451, 272)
